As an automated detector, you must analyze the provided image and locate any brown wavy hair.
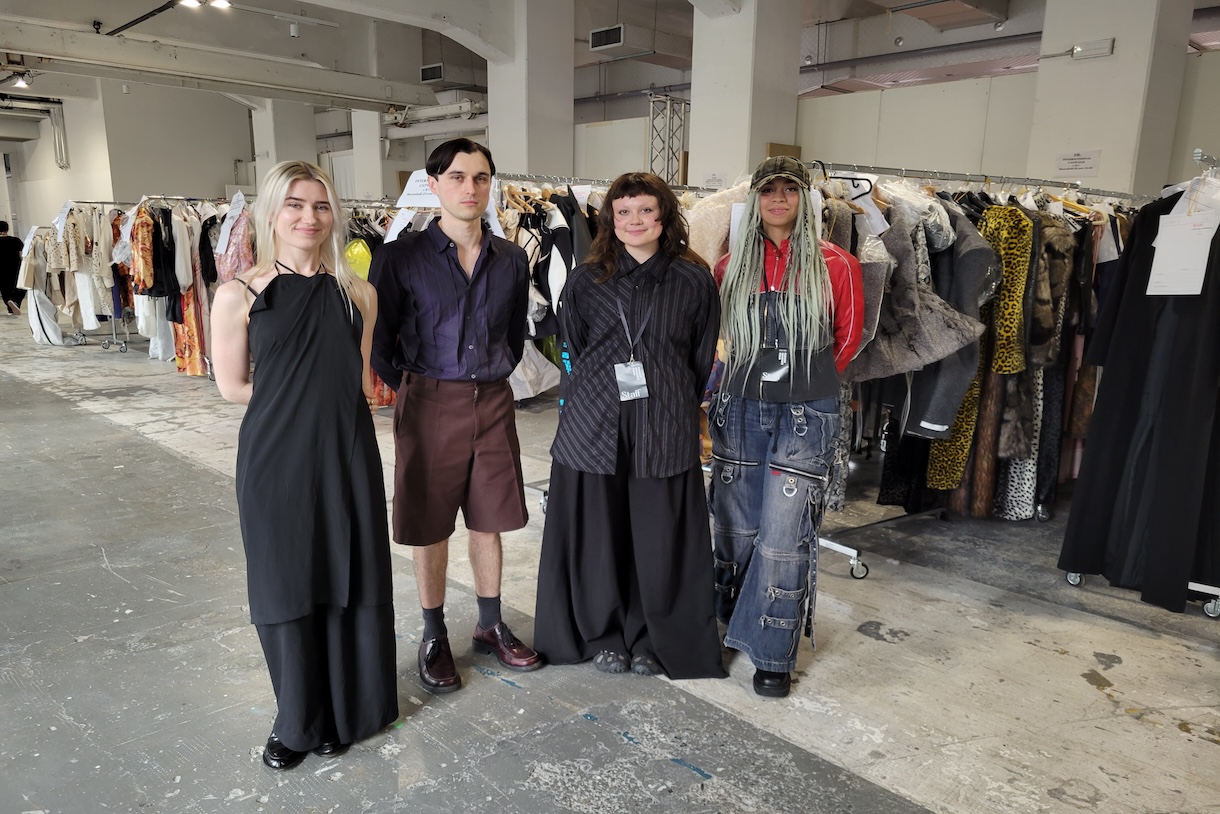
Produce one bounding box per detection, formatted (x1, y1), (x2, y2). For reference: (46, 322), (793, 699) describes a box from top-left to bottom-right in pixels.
(586, 172), (707, 282)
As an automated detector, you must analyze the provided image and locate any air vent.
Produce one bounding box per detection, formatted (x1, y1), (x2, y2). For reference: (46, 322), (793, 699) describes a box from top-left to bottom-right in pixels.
(590, 24), (625, 50)
(420, 63), (444, 83)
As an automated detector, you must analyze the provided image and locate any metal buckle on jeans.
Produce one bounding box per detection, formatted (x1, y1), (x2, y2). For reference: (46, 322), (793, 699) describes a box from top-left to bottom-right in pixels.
(783, 476), (798, 498)
(790, 404), (808, 437)
(714, 584), (736, 597)
(713, 557), (738, 574)
(721, 464), (735, 484)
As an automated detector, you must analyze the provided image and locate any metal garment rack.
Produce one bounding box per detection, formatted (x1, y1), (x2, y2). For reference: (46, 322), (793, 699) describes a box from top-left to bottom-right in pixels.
(497, 172), (718, 195)
(812, 161), (1152, 202)
(71, 201), (139, 352)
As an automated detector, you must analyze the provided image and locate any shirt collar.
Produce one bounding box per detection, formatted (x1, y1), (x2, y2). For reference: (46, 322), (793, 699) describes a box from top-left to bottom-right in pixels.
(426, 217), (496, 255)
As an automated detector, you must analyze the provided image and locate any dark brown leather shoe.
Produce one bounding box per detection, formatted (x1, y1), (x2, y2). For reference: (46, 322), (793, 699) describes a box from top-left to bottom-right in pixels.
(419, 635), (461, 694)
(472, 622), (543, 672)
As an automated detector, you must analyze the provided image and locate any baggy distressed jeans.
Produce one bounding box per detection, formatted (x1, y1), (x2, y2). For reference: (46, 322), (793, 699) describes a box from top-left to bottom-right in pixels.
(709, 393), (840, 672)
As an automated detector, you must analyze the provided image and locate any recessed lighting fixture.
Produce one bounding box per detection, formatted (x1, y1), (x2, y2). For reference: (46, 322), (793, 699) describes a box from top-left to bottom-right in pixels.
(179, 0), (202, 7)
(13, 73), (29, 88)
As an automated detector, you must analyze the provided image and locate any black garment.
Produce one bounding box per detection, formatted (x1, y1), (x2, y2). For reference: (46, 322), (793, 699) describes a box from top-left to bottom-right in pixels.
(554, 188), (592, 266)
(550, 252), (720, 478)
(907, 206), (999, 439)
(198, 215), (220, 287)
(0, 234), (24, 308)
(369, 219), (529, 390)
(535, 401), (726, 680)
(236, 272), (393, 625)
(256, 603), (397, 752)
(1059, 192), (1220, 611)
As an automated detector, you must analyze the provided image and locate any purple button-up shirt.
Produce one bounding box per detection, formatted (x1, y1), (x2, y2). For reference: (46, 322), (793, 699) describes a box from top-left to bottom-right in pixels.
(370, 219), (529, 389)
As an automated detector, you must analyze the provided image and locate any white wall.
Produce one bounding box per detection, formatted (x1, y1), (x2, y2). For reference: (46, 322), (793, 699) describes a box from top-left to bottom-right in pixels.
(795, 73), (1037, 177)
(100, 81), (252, 202)
(11, 90), (114, 228)
(574, 118), (648, 180)
(1168, 51), (1220, 184)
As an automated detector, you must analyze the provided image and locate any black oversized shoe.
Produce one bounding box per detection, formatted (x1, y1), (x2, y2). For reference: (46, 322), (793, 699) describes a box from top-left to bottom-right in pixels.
(312, 741), (350, 757)
(262, 733), (307, 770)
(752, 669), (791, 698)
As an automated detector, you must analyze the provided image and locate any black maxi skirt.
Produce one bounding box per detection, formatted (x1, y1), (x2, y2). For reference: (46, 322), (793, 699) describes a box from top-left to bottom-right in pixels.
(534, 405), (726, 681)
(256, 602), (399, 752)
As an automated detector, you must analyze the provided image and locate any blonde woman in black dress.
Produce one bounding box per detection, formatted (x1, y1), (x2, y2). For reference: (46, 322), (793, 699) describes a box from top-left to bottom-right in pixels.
(211, 161), (397, 770)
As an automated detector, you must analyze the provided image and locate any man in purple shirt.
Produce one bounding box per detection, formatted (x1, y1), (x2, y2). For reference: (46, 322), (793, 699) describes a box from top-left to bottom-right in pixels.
(370, 138), (542, 695)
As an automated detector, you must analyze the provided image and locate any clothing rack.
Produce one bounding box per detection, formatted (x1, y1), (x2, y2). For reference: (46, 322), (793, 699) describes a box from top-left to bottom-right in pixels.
(498, 172), (719, 195)
(812, 161), (1152, 203)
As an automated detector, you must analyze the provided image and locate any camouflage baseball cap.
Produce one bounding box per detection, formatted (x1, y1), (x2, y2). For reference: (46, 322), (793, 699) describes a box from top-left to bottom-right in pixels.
(750, 156), (811, 191)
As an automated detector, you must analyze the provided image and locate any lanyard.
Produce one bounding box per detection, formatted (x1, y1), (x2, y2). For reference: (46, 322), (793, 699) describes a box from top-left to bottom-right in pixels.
(615, 293), (653, 363)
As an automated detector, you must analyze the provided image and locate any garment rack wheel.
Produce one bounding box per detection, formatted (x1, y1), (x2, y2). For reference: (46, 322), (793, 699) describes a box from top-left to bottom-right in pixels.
(539, 489), (548, 515)
(849, 558), (869, 580)
(1065, 572), (1083, 587)
(1204, 599), (1220, 619)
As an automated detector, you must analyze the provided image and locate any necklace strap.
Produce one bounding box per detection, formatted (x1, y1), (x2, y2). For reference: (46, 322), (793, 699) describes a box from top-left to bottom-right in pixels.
(274, 260), (325, 276)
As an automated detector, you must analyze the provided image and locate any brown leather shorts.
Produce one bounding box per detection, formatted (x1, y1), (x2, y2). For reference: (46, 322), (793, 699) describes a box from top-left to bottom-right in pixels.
(391, 374), (528, 546)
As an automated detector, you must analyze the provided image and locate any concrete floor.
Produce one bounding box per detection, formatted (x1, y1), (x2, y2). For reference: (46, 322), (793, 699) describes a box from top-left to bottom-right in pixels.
(1, 313), (1217, 814)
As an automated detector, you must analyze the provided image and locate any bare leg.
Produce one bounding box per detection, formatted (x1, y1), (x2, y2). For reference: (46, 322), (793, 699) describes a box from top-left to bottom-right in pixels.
(413, 538), (449, 609)
(467, 530), (503, 598)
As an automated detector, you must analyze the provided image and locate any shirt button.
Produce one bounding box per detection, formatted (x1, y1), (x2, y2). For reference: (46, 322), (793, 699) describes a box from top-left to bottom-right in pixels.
(468, 344), (474, 349)
(470, 374), (476, 379)
(449, 242), (454, 247)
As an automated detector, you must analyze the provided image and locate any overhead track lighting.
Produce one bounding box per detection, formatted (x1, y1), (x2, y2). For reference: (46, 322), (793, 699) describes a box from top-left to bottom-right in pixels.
(106, 0), (233, 36)
(13, 73), (29, 88)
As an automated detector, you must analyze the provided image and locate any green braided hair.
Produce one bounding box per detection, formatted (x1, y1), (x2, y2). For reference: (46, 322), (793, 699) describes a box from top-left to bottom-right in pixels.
(720, 186), (834, 384)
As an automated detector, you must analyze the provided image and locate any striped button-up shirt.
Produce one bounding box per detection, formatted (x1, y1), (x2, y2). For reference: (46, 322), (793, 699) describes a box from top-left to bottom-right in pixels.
(550, 251), (720, 478)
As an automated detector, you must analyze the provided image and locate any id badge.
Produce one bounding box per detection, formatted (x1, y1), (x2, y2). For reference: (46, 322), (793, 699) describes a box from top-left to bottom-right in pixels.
(758, 347), (790, 383)
(615, 361), (649, 401)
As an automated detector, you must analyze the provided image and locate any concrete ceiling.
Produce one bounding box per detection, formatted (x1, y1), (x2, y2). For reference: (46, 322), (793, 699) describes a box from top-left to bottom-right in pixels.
(4, 0), (1220, 108)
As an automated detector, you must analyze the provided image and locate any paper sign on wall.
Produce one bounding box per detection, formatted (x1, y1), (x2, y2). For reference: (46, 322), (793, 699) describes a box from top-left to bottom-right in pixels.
(1146, 209), (1219, 296)
(396, 169), (440, 209)
(1054, 149), (1102, 179)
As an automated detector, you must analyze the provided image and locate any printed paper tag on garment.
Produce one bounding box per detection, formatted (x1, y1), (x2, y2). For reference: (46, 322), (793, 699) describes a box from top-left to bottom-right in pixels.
(569, 185), (592, 211)
(119, 202), (141, 249)
(21, 225), (38, 257)
(810, 189), (823, 241)
(384, 207), (418, 243)
(1168, 176), (1220, 218)
(1146, 209), (1219, 296)
(215, 191), (246, 255)
(53, 200), (74, 241)
(1048, 200), (1065, 217)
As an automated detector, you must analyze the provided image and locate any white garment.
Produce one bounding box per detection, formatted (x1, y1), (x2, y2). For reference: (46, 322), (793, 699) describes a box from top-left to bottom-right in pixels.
(508, 341), (561, 401)
(135, 295), (177, 362)
(73, 271), (101, 331)
(27, 289), (65, 346)
(545, 207), (570, 309)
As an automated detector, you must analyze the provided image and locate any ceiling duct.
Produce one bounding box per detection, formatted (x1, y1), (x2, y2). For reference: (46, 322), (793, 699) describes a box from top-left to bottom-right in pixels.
(587, 23), (692, 69)
(868, 0), (1008, 32)
(420, 62), (476, 88)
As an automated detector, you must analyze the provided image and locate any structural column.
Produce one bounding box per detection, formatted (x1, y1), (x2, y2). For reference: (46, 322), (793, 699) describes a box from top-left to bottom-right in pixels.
(351, 109), (384, 200)
(1026, 0), (1193, 195)
(250, 98), (317, 186)
(486, 0), (574, 175)
(687, 0), (803, 188)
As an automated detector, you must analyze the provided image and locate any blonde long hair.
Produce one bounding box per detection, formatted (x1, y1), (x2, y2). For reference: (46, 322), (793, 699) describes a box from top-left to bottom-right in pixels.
(250, 160), (362, 315)
(719, 187), (833, 381)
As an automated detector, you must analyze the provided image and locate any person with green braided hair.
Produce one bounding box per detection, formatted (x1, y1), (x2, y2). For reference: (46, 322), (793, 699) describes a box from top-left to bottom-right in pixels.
(708, 156), (864, 698)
